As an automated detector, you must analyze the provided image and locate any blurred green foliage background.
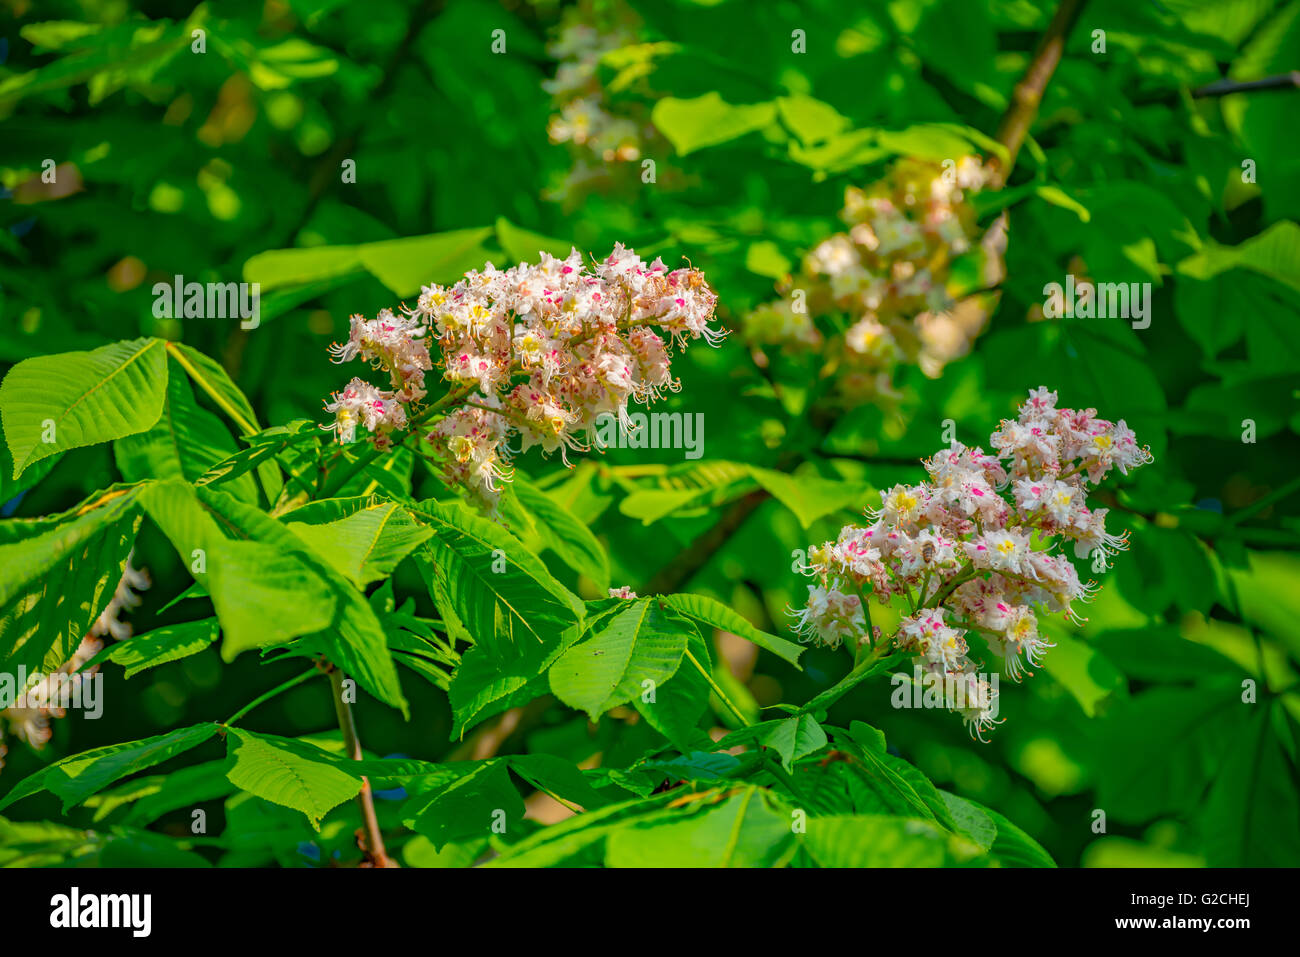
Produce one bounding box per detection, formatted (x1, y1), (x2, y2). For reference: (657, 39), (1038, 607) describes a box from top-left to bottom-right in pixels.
(1, 0), (1298, 867)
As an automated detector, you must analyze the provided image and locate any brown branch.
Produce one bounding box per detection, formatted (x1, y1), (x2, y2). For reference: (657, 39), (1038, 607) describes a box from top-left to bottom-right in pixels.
(989, 0), (1090, 188)
(328, 666), (399, 868)
(641, 488), (771, 595)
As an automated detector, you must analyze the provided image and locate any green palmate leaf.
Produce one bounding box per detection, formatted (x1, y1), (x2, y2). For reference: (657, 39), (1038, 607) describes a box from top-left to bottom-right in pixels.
(139, 481), (406, 714)
(413, 500), (582, 659)
(1174, 275), (1244, 357)
(86, 760), (234, 826)
(104, 617), (220, 678)
(834, 723), (956, 828)
(355, 227), (498, 297)
(0, 723), (219, 813)
(331, 444), (415, 500)
(207, 539), (337, 658)
(447, 628), (580, 738)
(549, 599), (692, 721)
(224, 728), (361, 830)
(163, 343), (259, 435)
(652, 93), (777, 155)
(277, 494), (376, 525)
(0, 816), (210, 868)
(138, 480), (229, 581)
(972, 181), (1091, 221)
(195, 420), (319, 490)
(800, 650), (907, 716)
(114, 363), (258, 504)
(506, 754), (613, 812)
(758, 714), (829, 771)
(287, 501), (432, 587)
(1202, 702), (1300, 867)
(0, 448), (61, 510)
(634, 630), (714, 750)
(747, 466), (870, 529)
(0, 337), (167, 479)
(618, 487), (710, 524)
(776, 94), (851, 145)
(938, 790), (997, 853)
(1040, 632), (1125, 717)
(242, 244), (365, 291)
(165, 341), (283, 504)
(513, 477), (610, 588)
(984, 805), (1056, 868)
(495, 217), (573, 262)
(390, 639), (453, 691)
(604, 787), (797, 867)
(1091, 626), (1241, 684)
(798, 815), (956, 867)
(406, 760), (525, 851)
(223, 731), (442, 786)
(787, 127), (890, 173)
(443, 596), (616, 740)
(195, 487), (407, 714)
(662, 592), (804, 667)
(482, 792), (682, 868)
(1226, 550), (1300, 660)
(1094, 680), (1243, 822)
(20, 21), (105, 50)
(636, 752), (746, 785)
(244, 227), (498, 298)
(1177, 220), (1300, 294)
(0, 19), (188, 109)
(0, 486), (142, 673)
(402, 835), (490, 868)
(868, 126), (966, 162)
(218, 790), (317, 867)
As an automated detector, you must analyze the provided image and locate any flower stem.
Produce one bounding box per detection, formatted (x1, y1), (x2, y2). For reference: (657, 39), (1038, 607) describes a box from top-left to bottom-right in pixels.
(319, 383), (475, 498)
(224, 666), (319, 727)
(685, 648), (750, 728)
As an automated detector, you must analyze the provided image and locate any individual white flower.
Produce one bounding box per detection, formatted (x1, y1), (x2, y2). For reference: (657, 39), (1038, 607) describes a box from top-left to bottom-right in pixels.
(788, 585), (865, 650)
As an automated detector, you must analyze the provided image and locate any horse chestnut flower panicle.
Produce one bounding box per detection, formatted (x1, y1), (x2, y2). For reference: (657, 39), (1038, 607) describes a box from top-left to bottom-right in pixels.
(746, 155), (1004, 403)
(0, 557), (149, 777)
(323, 244), (725, 512)
(790, 387), (1153, 740)
(541, 0), (672, 206)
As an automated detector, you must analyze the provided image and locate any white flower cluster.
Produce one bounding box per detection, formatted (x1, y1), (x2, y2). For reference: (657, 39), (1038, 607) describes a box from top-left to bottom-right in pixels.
(0, 558), (149, 775)
(543, 0), (659, 204)
(791, 388), (1153, 739)
(324, 245), (723, 512)
(325, 310), (430, 449)
(747, 156), (1003, 402)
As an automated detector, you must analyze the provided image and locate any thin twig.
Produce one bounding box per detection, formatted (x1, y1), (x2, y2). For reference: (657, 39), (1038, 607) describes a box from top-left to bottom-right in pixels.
(327, 665), (399, 868)
(1193, 72), (1300, 98)
(989, 0), (1090, 188)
